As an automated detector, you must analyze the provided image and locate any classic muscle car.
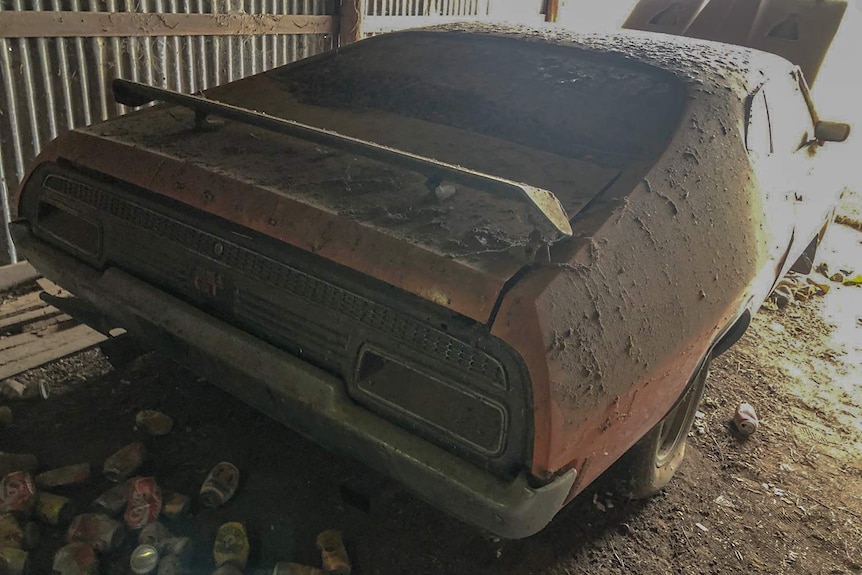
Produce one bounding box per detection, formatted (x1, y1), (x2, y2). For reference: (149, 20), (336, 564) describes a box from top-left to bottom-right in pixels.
(9, 24), (849, 538)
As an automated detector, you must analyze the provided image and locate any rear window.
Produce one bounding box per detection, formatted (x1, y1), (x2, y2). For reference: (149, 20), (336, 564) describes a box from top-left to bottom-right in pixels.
(269, 32), (684, 168)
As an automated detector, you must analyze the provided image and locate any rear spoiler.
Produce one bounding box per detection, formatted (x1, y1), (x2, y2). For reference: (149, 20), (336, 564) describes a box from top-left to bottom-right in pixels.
(112, 79), (573, 241)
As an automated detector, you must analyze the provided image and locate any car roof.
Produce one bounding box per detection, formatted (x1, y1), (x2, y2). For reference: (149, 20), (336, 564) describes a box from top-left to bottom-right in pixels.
(403, 23), (797, 98)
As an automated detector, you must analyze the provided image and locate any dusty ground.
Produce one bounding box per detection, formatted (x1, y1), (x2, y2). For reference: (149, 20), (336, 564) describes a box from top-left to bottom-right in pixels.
(1, 222), (861, 574)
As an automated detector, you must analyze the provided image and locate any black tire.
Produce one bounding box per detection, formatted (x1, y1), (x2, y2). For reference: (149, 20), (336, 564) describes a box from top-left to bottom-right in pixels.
(99, 333), (146, 370)
(610, 360), (709, 499)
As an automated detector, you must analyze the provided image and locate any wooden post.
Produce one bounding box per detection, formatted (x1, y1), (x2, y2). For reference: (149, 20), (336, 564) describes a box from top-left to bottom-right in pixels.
(545, 0), (560, 23)
(339, 0), (364, 45)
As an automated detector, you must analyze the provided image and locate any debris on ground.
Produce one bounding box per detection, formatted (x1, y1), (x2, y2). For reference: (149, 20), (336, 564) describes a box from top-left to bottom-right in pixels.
(0, 472), (37, 515)
(135, 410), (174, 436)
(161, 492), (191, 520)
(34, 463), (91, 489)
(104, 442), (147, 482)
(125, 477), (163, 530)
(34, 492), (75, 526)
(733, 403), (759, 436)
(273, 562), (326, 574)
(768, 273), (830, 308)
(0, 379), (43, 401)
(213, 521), (250, 570)
(0, 546), (30, 574)
(67, 513), (125, 553)
(200, 462), (240, 508)
(94, 480), (132, 516)
(317, 529), (351, 575)
(130, 543), (159, 574)
(53, 541), (99, 575)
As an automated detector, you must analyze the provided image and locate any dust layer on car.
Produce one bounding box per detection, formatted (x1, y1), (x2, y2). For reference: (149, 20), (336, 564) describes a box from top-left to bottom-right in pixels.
(84, 32), (692, 272)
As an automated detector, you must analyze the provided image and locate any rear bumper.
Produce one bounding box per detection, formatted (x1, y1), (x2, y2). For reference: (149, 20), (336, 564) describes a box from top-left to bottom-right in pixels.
(11, 222), (575, 539)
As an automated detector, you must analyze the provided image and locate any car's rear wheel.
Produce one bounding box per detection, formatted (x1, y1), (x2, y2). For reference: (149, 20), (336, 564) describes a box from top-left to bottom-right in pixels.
(610, 360), (709, 499)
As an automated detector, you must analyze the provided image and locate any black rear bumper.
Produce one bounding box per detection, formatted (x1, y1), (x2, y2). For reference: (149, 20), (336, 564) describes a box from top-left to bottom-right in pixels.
(11, 221), (576, 539)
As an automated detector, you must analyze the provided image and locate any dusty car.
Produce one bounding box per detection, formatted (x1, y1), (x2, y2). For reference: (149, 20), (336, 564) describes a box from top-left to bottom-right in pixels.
(9, 25), (850, 538)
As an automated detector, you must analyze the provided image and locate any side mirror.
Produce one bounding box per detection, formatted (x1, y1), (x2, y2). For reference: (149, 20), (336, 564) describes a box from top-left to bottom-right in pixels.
(815, 120), (851, 143)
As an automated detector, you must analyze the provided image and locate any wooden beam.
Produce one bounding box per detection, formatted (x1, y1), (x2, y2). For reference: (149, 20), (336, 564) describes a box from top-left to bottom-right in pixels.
(0, 12), (335, 39)
(0, 262), (40, 293)
(339, 0), (364, 44)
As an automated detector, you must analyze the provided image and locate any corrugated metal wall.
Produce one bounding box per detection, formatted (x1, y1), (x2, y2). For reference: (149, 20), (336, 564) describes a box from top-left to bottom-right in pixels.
(366, 0), (491, 16)
(0, 0), (335, 264)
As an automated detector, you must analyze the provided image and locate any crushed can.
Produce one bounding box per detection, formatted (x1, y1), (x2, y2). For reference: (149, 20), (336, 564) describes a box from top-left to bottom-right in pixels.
(0, 454), (38, 481)
(35, 463), (91, 489)
(200, 462), (239, 508)
(139, 522), (173, 547)
(213, 522), (249, 569)
(125, 477), (162, 530)
(316, 530), (350, 575)
(104, 442), (147, 482)
(52, 543), (99, 575)
(159, 536), (191, 558)
(734, 403), (759, 436)
(67, 513), (125, 553)
(161, 491), (191, 520)
(0, 514), (35, 551)
(0, 547), (29, 575)
(156, 553), (183, 575)
(272, 563), (325, 575)
(130, 544), (159, 575)
(135, 410), (174, 436)
(93, 479), (133, 516)
(0, 472), (37, 517)
(0, 513), (23, 548)
(35, 492), (75, 526)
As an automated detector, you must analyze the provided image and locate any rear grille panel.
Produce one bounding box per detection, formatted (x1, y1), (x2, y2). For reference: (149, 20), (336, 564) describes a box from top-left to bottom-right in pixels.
(24, 164), (533, 475)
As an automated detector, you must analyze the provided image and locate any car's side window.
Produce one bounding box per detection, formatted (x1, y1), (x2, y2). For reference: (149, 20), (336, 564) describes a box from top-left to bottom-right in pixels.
(746, 89), (773, 158)
(767, 72), (817, 154)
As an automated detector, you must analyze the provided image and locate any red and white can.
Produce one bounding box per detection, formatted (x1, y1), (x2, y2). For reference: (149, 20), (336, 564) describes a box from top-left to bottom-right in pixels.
(734, 403), (759, 436)
(0, 472), (37, 516)
(67, 513), (125, 553)
(125, 477), (162, 530)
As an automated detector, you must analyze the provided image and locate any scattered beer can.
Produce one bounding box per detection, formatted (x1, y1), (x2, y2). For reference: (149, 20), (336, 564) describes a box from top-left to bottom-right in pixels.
(67, 513), (126, 553)
(0, 472), (37, 516)
(0, 454), (38, 479)
(161, 492), (191, 520)
(35, 464), (91, 490)
(125, 477), (163, 530)
(213, 522), (249, 569)
(272, 563), (325, 575)
(104, 442), (147, 483)
(0, 379), (40, 401)
(0, 547), (29, 575)
(35, 492), (76, 526)
(93, 479), (133, 516)
(0, 514), (36, 552)
(139, 522), (173, 547)
(316, 530), (350, 575)
(53, 542), (99, 575)
(156, 552), (183, 575)
(130, 544), (160, 575)
(0, 406), (12, 429)
(0, 513), (23, 548)
(200, 462), (240, 508)
(159, 536), (191, 558)
(135, 410), (174, 436)
(734, 403), (759, 436)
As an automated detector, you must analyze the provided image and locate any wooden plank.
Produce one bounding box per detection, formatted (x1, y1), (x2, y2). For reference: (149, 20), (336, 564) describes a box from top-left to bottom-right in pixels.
(0, 291), (46, 317)
(360, 14), (489, 34)
(0, 307), (66, 333)
(0, 324), (106, 380)
(0, 262), (40, 293)
(339, 0), (364, 44)
(0, 12), (335, 39)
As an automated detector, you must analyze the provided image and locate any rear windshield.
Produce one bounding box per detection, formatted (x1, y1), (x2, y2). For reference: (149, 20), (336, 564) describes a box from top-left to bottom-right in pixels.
(269, 32), (684, 168)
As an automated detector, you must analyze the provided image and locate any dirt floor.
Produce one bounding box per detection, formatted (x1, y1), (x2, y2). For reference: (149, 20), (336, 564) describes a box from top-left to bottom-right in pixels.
(1, 222), (861, 574)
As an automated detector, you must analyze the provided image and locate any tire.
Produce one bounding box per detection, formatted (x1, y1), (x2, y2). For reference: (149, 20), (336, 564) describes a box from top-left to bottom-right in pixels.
(99, 334), (146, 370)
(610, 360), (709, 499)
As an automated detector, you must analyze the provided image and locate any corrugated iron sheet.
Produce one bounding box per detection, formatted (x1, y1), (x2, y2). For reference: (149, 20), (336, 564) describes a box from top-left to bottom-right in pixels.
(0, 0), (335, 263)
